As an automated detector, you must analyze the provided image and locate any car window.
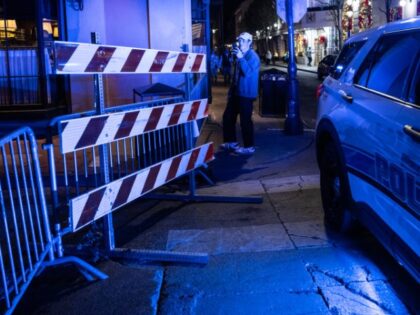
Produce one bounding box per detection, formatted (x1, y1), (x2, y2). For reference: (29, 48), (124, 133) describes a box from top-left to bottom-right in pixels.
(355, 30), (420, 100)
(331, 40), (366, 79)
(408, 57), (420, 106)
(326, 55), (334, 64)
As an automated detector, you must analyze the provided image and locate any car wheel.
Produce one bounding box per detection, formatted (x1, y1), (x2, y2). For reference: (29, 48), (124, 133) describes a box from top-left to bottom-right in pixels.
(317, 71), (323, 80)
(320, 141), (354, 232)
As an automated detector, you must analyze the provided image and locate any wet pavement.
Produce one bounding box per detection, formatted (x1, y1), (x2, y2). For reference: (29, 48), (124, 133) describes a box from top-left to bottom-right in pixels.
(16, 74), (419, 315)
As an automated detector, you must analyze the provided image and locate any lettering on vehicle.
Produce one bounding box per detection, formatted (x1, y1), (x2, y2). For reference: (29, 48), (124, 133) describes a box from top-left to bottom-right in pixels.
(375, 154), (419, 214)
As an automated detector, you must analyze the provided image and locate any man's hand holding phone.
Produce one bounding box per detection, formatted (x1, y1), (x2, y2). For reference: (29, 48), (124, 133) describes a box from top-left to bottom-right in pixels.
(232, 42), (244, 59)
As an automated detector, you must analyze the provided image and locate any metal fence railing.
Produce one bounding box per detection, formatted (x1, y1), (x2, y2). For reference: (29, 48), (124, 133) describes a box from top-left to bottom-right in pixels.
(0, 127), (106, 315)
(0, 127), (52, 314)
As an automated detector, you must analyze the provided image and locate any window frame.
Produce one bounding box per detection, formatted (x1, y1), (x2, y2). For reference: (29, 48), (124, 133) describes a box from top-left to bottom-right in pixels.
(0, 0), (67, 112)
(353, 29), (420, 110)
(407, 53), (420, 109)
(330, 39), (366, 80)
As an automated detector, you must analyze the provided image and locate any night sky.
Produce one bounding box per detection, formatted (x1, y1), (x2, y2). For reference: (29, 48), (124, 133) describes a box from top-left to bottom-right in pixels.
(223, 0), (245, 42)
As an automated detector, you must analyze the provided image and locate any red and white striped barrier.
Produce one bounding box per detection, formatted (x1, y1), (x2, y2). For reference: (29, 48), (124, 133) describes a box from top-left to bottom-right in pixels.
(70, 142), (214, 231)
(54, 41), (207, 74)
(59, 99), (208, 153)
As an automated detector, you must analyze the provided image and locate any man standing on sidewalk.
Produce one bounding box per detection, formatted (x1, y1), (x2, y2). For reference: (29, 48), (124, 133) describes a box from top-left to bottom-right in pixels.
(220, 32), (260, 156)
(265, 50), (272, 66)
(306, 47), (313, 67)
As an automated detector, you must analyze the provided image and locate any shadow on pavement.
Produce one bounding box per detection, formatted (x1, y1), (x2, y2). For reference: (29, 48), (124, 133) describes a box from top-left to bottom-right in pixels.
(211, 150), (266, 181)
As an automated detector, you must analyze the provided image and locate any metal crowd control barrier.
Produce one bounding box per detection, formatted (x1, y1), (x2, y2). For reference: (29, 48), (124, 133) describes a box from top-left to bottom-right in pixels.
(0, 127), (107, 315)
(43, 37), (262, 267)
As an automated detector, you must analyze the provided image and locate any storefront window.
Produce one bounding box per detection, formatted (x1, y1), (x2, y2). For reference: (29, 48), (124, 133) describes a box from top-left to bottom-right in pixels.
(0, 0), (60, 107)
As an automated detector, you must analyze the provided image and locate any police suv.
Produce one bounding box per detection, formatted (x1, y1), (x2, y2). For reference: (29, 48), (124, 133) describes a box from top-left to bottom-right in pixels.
(316, 17), (419, 282)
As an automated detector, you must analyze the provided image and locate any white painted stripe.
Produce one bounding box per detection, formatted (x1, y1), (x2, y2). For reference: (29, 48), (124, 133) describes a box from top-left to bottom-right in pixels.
(196, 99), (207, 118)
(179, 103), (191, 123)
(63, 44), (97, 73)
(198, 55), (207, 73)
(129, 107), (151, 136)
(71, 193), (94, 231)
(155, 158), (172, 189)
(196, 145), (207, 169)
(183, 54), (196, 72)
(160, 52), (178, 72)
(140, 49), (159, 72)
(60, 119), (86, 153)
(127, 172), (147, 203)
(71, 195), (89, 230)
(94, 180), (122, 220)
(103, 46), (131, 73)
(176, 151), (191, 177)
(156, 105), (175, 130)
(95, 113), (124, 143)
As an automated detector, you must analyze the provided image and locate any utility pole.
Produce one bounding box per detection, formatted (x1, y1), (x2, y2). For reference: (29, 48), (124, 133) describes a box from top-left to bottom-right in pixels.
(284, 0), (303, 135)
(204, 0), (212, 103)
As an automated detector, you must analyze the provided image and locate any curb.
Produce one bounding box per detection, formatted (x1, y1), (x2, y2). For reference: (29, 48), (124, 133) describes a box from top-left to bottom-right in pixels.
(275, 64), (317, 74)
(262, 63), (317, 75)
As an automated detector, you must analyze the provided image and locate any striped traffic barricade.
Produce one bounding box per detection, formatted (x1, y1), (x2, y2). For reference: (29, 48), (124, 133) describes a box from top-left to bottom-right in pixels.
(44, 38), (261, 267)
(45, 101), (213, 264)
(53, 41), (206, 74)
(59, 99), (208, 154)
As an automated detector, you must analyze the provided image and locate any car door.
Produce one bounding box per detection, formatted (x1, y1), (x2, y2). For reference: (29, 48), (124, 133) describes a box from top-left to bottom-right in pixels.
(391, 56), (420, 267)
(345, 30), (420, 258)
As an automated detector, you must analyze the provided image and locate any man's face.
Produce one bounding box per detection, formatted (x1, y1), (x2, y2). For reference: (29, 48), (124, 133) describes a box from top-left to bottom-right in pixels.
(238, 38), (251, 53)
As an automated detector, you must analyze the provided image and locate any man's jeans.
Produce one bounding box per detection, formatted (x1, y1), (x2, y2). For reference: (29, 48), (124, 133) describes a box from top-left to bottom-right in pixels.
(222, 95), (254, 148)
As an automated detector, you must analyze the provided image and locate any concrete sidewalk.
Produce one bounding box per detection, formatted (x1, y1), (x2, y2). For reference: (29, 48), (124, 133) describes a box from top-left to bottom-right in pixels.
(262, 61), (318, 74)
(15, 84), (417, 315)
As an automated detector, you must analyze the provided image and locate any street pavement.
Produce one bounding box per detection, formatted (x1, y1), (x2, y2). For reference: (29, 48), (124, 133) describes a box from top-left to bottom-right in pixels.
(15, 72), (419, 315)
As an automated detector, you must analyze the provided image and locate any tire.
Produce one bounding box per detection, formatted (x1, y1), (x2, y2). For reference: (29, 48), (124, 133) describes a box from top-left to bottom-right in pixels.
(317, 71), (323, 80)
(320, 141), (354, 232)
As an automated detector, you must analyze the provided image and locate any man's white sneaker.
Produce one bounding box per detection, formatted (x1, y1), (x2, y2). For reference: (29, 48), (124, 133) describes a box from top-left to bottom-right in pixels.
(220, 142), (239, 151)
(235, 146), (255, 155)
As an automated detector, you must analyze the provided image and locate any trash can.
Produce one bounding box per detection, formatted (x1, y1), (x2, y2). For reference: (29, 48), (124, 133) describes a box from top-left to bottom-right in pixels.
(259, 68), (288, 117)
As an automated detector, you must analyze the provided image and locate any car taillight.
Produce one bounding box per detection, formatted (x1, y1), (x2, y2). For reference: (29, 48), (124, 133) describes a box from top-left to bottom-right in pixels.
(316, 83), (324, 99)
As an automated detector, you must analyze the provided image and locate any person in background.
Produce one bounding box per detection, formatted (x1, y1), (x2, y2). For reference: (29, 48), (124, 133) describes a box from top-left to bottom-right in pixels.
(210, 49), (221, 85)
(220, 32), (260, 156)
(306, 47), (313, 66)
(265, 49), (272, 66)
(221, 47), (233, 85)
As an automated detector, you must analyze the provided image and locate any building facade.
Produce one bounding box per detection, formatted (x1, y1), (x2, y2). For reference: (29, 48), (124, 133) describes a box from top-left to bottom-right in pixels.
(237, 0), (419, 66)
(0, 0), (206, 126)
